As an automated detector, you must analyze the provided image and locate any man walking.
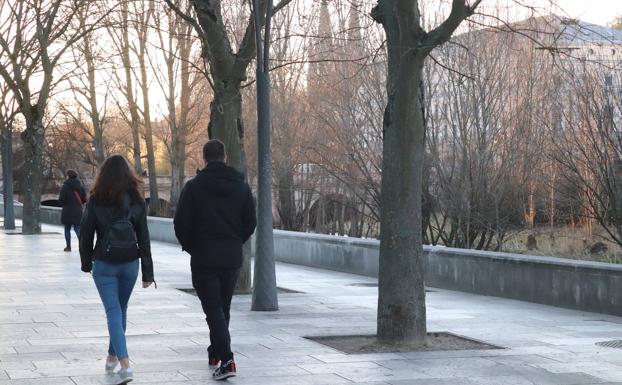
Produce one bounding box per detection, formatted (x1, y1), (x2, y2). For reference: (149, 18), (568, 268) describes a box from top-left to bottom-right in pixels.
(174, 139), (256, 381)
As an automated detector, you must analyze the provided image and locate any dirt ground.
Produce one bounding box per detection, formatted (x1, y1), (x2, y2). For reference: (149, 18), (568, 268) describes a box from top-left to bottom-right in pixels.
(307, 332), (500, 354)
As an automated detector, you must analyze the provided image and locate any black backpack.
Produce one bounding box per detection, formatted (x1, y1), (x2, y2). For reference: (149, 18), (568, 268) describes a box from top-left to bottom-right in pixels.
(103, 195), (139, 263)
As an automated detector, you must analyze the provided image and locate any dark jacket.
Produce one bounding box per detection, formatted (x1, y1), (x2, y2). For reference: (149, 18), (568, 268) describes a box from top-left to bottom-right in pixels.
(79, 196), (154, 282)
(174, 161), (256, 269)
(59, 178), (86, 225)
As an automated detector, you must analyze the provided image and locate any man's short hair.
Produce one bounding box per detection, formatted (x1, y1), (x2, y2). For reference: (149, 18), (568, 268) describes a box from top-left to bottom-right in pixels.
(203, 139), (226, 162)
(66, 169), (78, 179)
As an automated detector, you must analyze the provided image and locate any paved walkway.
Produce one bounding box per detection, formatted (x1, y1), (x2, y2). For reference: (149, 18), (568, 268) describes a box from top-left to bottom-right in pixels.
(3, 222), (622, 384)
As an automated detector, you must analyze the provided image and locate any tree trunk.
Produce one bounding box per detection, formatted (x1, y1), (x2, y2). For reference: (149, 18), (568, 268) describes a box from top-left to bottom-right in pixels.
(84, 31), (105, 165)
(137, 29), (160, 216)
(1, 123), (15, 230)
(209, 84), (252, 293)
(377, 51), (427, 343)
(169, 134), (186, 214)
(20, 118), (45, 234)
(317, 174), (325, 233)
(277, 170), (295, 229)
(549, 165), (556, 228)
(372, 0), (479, 343)
(208, 87), (246, 172)
(140, 87), (159, 216)
(526, 184), (536, 228)
(120, 1), (142, 174)
(167, 22), (192, 216)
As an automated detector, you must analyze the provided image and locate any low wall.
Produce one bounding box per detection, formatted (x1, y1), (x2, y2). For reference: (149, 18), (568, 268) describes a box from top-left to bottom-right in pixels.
(40, 206), (61, 225)
(269, 230), (622, 316)
(4, 203), (622, 316)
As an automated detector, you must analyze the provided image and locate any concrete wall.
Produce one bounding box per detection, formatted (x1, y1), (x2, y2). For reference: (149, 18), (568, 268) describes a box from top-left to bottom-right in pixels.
(270, 230), (381, 277)
(424, 246), (622, 316)
(5, 203), (622, 316)
(40, 206), (61, 225)
(0, 199), (23, 219)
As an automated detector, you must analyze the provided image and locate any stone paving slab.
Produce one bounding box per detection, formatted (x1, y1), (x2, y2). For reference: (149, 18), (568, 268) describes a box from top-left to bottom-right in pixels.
(3, 222), (622, 384)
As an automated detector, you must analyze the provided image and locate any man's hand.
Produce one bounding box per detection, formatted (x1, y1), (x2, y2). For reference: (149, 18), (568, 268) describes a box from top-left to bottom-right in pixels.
(143, 281), (153, 288)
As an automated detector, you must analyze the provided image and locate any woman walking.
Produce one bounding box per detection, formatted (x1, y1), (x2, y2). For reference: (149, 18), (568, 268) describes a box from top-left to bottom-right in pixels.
(58, 170), (86, 252)
(79, 155), (155, 385)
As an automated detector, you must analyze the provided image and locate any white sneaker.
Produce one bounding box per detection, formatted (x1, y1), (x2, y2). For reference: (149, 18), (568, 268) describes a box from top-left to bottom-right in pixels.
(105, 358), (118, 374)
(116, 367), (133, 384)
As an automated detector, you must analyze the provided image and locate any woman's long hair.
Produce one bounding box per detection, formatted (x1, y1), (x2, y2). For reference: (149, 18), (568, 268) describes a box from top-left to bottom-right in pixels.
(90, 155), (143, 206)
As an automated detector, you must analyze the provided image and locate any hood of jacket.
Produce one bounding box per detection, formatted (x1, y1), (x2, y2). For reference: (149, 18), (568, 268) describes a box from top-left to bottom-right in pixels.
(64, 178), (82, 191)
(194, 161), (244, 196)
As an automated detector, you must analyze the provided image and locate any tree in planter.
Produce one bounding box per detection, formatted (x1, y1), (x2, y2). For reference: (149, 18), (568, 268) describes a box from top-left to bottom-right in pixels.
(165, 0), (293, 293)
(371, 0), (483, 343)
(0, 0), (104, 234)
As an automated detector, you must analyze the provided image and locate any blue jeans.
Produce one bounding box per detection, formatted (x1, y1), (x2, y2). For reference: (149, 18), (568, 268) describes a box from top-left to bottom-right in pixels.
(64, 224), (80, 248)
(93, 259), (139, 360)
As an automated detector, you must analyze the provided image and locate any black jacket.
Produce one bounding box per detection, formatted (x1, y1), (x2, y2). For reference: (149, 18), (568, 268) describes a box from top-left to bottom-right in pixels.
(59, 178), (86, 225)
(174, 161), (256, 269)
(79, 196), (154, 282)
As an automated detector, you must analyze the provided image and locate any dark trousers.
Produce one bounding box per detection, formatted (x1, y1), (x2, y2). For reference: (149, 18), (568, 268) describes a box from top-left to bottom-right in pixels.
(64, 224), (80, 247)
(192, 268), (239, 362)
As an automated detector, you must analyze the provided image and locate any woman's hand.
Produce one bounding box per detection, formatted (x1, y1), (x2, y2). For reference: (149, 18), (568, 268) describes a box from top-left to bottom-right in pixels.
(142, 281), (153, 288)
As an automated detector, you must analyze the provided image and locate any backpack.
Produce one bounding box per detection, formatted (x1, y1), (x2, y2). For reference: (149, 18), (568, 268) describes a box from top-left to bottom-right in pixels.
(103, 195), (139, 263)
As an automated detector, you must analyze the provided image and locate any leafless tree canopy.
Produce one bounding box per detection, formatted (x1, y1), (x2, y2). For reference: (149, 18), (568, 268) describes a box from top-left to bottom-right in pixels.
(0, 0), (621, 256)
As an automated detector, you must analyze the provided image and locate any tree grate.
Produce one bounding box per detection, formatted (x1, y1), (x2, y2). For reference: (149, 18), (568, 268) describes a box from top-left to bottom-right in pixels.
(596, 340), (622, 349)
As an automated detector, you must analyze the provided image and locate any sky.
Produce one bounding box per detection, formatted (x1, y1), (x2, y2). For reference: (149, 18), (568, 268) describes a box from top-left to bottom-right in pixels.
(554, 0), (622, 26)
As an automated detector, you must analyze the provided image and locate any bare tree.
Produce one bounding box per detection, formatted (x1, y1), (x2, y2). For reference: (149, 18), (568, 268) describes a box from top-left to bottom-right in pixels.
(166, 0), (294, 293)
(0, 0), (104, 233)
(151, 0), (202, 215)
(553, 62), (622, 247)
(424, 26), (549, 250)
(130, 0), (161, 215)
(109, 0), (143, 175)
(62, 1), (111, 166)
(266, 2), (319, 232)
(371, 0), (483, 343)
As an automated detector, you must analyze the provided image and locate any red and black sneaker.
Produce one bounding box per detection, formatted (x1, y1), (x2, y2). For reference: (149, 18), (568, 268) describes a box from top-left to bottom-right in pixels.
(212, 359), (236, 381)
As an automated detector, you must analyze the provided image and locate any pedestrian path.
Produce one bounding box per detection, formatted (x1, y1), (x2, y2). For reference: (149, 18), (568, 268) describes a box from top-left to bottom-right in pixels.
(2, 222), (622, 384)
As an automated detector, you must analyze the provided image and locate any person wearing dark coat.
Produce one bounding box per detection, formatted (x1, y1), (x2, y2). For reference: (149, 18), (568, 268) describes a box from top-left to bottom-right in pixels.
(58, 170), (86, 252)
(174, 139), (256, 381)
(79, 155), (154, 385)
